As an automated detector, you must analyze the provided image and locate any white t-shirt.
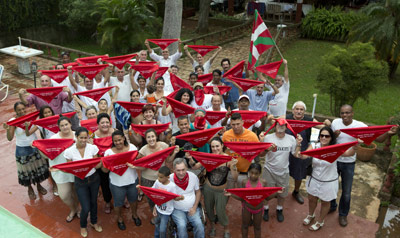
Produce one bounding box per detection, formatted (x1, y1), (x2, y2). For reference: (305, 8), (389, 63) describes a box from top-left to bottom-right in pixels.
(150, 52), (182, 67)
(49, 133), (75, 184)
(331, 118), (367, 163)
(64, 143), (99, 177)
(9, 117), (37, 147)
(190, 94), (213, 111)
(104, 144), (138, 187)
(76, 85), (111, 120)
(109, 75), (132, 102)
(192, 60), (211, 74)
(160, 72), (174, 94)
(37, 125), (55, 139)
(268, 80), (290, 117)
(206, 107), (227, 128)
(169, 171), (199, 212)
(152, 180), (178, 215)
(263, 133), (297, 175)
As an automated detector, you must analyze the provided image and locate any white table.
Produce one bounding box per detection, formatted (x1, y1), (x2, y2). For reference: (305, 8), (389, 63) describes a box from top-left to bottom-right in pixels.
(0, 45), (43, 74)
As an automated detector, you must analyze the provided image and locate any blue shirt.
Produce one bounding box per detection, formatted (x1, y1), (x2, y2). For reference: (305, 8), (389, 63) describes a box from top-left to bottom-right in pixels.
(244, 89), (275, 112)
(221, 72), (246, 103)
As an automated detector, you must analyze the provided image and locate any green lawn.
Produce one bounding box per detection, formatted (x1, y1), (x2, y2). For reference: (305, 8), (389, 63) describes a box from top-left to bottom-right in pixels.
(278, 39), (400, 125)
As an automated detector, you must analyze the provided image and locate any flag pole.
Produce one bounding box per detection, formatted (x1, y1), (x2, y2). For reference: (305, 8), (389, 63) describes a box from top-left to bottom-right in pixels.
(263, 24), (286, 64)
(312, 93), (318, 118)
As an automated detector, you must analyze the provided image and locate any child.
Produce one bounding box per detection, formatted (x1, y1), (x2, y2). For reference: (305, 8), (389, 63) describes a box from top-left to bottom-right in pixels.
(145, 85), (157, 104)
(152, 166), (184, 238)
(225, 163), (281, 238)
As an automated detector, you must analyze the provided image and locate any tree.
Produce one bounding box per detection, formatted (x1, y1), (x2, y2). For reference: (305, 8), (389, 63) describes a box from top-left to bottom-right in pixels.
(161, 0), (182, 53)
(316, 42), (388, 116)
(196, 0), (212, 34)
(59, 0), (99, 36)
(348, 0), (400, 81)
(92, 0), (162, 53)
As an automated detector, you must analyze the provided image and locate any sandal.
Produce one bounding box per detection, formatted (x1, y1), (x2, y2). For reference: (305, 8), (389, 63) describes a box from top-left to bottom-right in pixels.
(66, 212), (77, 223)
(53, 187), (59, 196)
(37, 185), (48, 195)
(28, 190), (36, 200)
(303, 214), (315, 225)
(90, 223), (103, 233)
(138, 192), (144, 202)
(80, 228), (88, 237)
(309, 221), (324, 231)
(104, 203), (111, 214)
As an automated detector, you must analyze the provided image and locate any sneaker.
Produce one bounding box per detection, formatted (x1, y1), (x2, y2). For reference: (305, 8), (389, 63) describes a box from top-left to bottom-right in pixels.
(263, 209), (269, 221)
(276, 209), (284, 222)
(292, 191), (304, 204)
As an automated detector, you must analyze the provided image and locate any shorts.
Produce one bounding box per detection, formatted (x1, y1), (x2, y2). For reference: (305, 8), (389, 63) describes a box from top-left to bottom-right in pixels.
(109, 178), (139, 207)
(262, 168), (289, 198)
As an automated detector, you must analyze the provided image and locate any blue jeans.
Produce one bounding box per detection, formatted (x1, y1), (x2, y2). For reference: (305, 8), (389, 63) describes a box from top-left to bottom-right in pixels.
(330, 162), (355, 217)
(154, 211), (170, 238)
(171, 207), (205, 238)
(75, 173), (100, 228)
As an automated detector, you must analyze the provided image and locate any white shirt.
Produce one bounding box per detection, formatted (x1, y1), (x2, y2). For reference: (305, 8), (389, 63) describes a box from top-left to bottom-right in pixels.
(9, 117), (37, 147)
(263, 133), (297, 175)
(160, 72), (174, 94)
(37, 125), (55, 139)
(268, 80), (290, 117)
(190, 94), (213, 111)
(192, 60), (211, 74)
(206, 107), (227, 128)
(64, 143), (99, 177)
(49, 133), (75, 184)
(153, 180), (178, 215)
(109, 75), (132, 102)
(104, 144), (138, 187)
(310, 142), (338, 181)
(150, 52), (182, 67)
(169, 171), (199, 211)
(331, 118), (367, 163)
(76, 85), (111, 120)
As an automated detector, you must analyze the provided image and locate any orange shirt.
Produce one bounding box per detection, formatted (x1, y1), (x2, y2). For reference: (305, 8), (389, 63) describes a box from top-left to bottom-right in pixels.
(222, 128), (259, 172)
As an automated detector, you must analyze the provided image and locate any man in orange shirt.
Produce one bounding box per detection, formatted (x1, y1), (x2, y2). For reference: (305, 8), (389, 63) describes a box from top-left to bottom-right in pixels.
(222, 113), (259, 188)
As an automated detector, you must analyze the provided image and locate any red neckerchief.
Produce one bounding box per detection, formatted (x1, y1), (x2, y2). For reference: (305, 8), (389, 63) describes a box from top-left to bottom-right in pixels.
(174, 173), (189, 190)
(194, 116), (206, 130)
(194, 89), (205, 105)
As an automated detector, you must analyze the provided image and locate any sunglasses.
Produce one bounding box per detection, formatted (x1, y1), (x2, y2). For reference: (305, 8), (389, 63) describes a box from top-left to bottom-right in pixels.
(320, 134), (331, 138)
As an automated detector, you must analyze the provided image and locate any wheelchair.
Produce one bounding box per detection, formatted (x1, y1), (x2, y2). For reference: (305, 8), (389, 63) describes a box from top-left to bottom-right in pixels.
(166, 203), (206, 238)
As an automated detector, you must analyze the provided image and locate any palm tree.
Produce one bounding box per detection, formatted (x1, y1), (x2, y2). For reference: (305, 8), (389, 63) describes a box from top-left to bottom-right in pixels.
(348, 0), (400, 81)
(92, 0), (162, 53)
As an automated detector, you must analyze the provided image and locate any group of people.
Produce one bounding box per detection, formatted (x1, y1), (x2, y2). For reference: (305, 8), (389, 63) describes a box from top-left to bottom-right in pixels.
(3, 39), (399, 238)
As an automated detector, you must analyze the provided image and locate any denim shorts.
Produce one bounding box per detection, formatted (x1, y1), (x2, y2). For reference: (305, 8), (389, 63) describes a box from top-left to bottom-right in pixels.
(109, 178), (139, 207)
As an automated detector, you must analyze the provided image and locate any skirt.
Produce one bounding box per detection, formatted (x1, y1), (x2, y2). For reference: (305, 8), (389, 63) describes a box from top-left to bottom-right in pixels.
(306, 176), (338, 202)
(15, 146), (49, 187)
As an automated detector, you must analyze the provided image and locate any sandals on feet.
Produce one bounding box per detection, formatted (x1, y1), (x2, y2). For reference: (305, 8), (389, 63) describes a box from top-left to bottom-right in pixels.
(309, 221), (324, 231)
(66, 213), (77, 223)
(37, 185), (47, 195)
(80, 228), (88, 238)
(90, 223), (103, 233)
(303, 214), (315, 225)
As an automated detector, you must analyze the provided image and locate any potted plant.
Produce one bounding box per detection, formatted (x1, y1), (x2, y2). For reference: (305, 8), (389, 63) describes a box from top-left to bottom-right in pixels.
(356, 142), (377, 162)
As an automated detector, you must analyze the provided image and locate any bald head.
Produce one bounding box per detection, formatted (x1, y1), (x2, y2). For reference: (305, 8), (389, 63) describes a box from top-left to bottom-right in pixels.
(40, 75), (52, 87)
(340, 104), (354, 125)
(139, 50), (148, 61)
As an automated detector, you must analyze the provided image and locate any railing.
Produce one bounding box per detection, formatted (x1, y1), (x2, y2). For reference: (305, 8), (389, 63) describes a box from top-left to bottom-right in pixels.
(20, 38), (95, 62)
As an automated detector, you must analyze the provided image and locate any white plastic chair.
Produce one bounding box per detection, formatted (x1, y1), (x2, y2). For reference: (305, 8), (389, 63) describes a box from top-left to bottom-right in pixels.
(0, 65), (9, 102)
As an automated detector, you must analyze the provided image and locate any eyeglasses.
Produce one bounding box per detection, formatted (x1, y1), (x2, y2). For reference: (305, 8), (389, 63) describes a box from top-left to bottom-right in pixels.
(320, 134), (331, 138)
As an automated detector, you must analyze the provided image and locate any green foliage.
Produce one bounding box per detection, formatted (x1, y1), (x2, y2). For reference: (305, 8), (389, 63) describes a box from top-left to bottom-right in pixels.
(0, 0), (60, 32)
(348, 0), (400, 80)
(301, 7), (364, 41)
(316, 42), (388, 116)
(58, 0), (99, 34)
(92, 0), (162, 53)
(394, 139), (400, 176)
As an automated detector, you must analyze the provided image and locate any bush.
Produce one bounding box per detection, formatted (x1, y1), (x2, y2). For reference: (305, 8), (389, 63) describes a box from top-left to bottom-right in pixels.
(316, 42), (388, 116)
(0, 0), (60, 32)
(92, 0), (162, 53)
(58, 0), (100, 36)
(301, 7), (364, 41)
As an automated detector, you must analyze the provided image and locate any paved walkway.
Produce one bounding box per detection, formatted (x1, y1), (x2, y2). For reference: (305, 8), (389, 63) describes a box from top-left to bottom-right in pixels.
(0, 35), (382, 237)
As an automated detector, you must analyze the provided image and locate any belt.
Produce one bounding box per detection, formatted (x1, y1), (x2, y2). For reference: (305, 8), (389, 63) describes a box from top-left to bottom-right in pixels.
(308, 175), (338, 187)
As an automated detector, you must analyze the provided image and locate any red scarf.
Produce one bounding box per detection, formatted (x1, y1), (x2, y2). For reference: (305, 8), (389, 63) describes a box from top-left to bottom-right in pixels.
(194, 89), (205, 106)
(174, 173), (189, 191)
(194, 116), (206, 130)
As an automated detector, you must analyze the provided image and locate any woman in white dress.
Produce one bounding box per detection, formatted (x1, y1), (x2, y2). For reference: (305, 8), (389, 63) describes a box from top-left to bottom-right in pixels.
(295, 126), (355, 231)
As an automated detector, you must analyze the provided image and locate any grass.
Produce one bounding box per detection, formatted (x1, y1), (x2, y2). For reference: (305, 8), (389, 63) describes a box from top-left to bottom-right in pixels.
(275, 39), (400, 125)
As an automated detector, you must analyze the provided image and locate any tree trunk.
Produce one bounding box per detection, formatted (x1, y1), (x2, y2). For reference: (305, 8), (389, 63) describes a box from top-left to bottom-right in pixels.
(195, 0), (211, 34)
(389, 60), (399, 81)
(162, 0), (182, 53)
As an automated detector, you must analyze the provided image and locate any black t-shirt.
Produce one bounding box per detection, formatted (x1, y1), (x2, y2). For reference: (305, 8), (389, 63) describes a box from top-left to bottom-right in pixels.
(286, 114), (313, 151)
(172, 129), (199, 166)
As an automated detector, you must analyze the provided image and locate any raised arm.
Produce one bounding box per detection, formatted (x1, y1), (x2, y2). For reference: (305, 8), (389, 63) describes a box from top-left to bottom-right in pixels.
(208, 46), (222, 65)
(144, 39), (153, 54)
(18, 89), (29, 105)
(67, 66), (78, 91)
(283, 59), (289, 83)
(184, 45), (195, 65)
(3, 123), (15, 141)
